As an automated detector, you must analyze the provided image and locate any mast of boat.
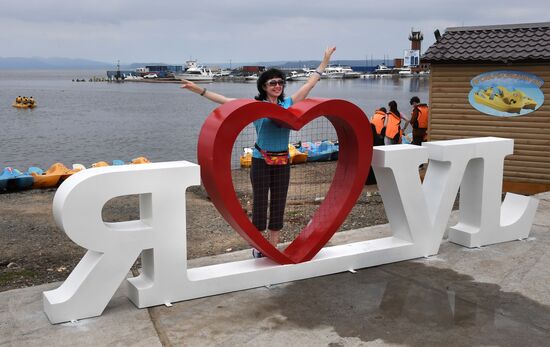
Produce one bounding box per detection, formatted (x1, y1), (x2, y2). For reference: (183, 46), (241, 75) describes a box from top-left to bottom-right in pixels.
(115, 59), (123, 82)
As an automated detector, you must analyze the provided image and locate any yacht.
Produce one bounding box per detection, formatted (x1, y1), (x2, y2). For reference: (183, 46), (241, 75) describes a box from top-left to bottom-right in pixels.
(324, 65), (360, 79)
(213, 69), (232, 77)
(124, 74), (143, 80)
(304, 68), (327, 79)
(374, 64), (392, 74)
(176, 60), (214, 82)
(324, 65), (344, 78)
(244, 74), (259, 82)
(343, 68), (361, 79)
(286, 70), (311, 81)
(397, 67), (413, 77)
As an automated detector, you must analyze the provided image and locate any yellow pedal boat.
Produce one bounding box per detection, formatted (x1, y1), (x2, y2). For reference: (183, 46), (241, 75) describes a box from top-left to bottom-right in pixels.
(30, 163), (72, 189)
(289, 144), (307, 164)
(131, 156), (151, 164)
(473, 86), (537, 114)
(12, 102), (37, 109)
(240, 152), (252, 168)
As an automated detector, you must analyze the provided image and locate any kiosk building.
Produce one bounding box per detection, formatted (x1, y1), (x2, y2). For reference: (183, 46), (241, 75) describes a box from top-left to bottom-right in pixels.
(423, 22), (550, 194)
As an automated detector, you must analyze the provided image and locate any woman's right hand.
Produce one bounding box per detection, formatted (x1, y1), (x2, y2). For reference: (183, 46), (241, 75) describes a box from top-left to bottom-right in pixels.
(181, 79), (236, 104)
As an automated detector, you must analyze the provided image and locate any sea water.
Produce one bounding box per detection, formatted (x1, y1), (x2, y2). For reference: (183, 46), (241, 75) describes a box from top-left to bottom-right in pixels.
(0, 70), (428, 169)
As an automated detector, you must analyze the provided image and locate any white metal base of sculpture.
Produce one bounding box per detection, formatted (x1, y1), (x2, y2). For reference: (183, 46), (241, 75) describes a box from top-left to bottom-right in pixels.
(43, 137), (539, 324)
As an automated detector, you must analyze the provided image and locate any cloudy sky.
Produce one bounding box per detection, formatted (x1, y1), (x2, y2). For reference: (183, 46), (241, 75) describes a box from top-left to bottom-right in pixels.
(1, 0), (548, 64)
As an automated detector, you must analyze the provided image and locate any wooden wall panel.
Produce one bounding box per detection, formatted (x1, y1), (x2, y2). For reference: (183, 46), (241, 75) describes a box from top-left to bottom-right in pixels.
(428, 63), (550, 192)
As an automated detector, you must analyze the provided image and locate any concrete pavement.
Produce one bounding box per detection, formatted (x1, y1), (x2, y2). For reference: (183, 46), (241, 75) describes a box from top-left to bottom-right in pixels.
(1, 192), (549, 346)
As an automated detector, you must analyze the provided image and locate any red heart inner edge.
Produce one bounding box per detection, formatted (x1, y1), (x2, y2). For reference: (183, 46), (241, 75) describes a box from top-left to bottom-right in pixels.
(198, 98), (373, 264)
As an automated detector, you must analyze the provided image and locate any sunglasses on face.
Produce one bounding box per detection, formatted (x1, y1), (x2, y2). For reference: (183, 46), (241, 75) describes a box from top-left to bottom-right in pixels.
(266, 79), (285, 87)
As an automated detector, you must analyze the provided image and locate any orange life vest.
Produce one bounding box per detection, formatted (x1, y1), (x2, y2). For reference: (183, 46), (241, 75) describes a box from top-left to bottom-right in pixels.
(371, 110), (386, 135)
(414, 105), (429, 129)
(385, 111), (401, 139)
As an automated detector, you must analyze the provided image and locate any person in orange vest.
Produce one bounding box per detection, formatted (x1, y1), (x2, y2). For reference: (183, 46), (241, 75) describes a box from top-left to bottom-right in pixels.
(409, 96), (429, 146)
(371, 107), (386, 146)
(385, 100), (404, 145)
(366, 107), (387, 185)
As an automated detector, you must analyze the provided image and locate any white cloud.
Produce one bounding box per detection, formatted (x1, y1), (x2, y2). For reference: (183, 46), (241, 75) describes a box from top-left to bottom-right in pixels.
(1, 0), (548, 63)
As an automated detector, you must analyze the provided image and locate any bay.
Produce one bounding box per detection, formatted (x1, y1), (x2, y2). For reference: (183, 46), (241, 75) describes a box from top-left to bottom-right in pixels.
(0, 70), (428, 169)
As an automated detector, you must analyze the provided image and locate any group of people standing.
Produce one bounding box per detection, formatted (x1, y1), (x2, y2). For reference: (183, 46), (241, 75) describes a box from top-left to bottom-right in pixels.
(370, 97), (429, 147)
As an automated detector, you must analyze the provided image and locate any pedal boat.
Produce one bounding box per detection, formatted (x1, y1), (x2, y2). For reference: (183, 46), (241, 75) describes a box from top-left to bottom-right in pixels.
(289, 144), (308, 164)
(12, 102), (37, 109)
(30, 163), (72, 188)
(473, 86), (537, 113)
(131, 156), (150, 164)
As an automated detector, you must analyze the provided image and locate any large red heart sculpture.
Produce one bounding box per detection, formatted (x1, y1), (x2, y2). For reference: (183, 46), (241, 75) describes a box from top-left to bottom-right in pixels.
(197, 98), (372, 264)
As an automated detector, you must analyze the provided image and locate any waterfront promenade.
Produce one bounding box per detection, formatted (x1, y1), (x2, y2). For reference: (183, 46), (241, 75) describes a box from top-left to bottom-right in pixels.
(1, 192), (549, 346)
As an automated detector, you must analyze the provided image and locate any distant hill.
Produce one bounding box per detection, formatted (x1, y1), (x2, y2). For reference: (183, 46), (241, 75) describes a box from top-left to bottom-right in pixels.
(209, 60), (387, 69)
(126, 62), (172, 69)
(276, 60), (387, 68)
(0, 57), (389, 70)
(0, 57), (113, 70)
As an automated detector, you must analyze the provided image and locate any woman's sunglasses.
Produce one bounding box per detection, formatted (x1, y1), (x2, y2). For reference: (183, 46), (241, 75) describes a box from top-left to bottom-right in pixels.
(266, 79), (286, 87)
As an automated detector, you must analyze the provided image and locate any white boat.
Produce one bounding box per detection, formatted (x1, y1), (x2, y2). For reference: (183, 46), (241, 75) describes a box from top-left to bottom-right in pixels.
(360, 73), (376, 79)
(324, 65), (360, 79)
(213, 69), (232, 77)
(343, 70), (361, 79)
(324, 65), (345, 79)
(304, 68), (327, 79)
(286, 70), (311, 81)
(397, 67), (413, 77)
(124, 74), (143, 80)
(374, 64), (392, 74)
(176, 60), (213, 82)
(244, 74), (259, 82)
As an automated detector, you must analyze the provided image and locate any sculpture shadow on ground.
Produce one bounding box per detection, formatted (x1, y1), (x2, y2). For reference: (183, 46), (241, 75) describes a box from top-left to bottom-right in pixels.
(268, 261), (550, 346)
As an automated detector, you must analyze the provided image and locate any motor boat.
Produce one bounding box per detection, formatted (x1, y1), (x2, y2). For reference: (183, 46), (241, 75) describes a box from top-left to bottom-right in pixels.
(213, 69), (232, 77)
(244, 74), (259, 82)
(124, 74), (143, 80)
(324, 65), (344, 79)
(397, 67), (413, 77)
(342, 66), (361, 79)
(286, 70), (311, 81)
(324, 65), (360, 79)
(374, 64), (392, 74)
(176, 60), (214, 82)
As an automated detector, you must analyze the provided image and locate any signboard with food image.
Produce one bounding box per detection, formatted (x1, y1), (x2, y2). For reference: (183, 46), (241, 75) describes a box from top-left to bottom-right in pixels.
(468, 70), (544, 117)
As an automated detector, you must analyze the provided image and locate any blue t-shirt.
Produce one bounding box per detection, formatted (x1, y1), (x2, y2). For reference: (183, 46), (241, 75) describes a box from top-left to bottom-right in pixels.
(252, 97), (293, 159)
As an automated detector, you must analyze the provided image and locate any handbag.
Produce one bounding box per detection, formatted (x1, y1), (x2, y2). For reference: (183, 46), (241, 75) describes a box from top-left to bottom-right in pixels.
(255, 144), (289, 165)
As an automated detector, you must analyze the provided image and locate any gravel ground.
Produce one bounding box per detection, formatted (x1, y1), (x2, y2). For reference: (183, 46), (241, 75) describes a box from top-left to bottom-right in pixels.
(0, 161), (387, 292)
